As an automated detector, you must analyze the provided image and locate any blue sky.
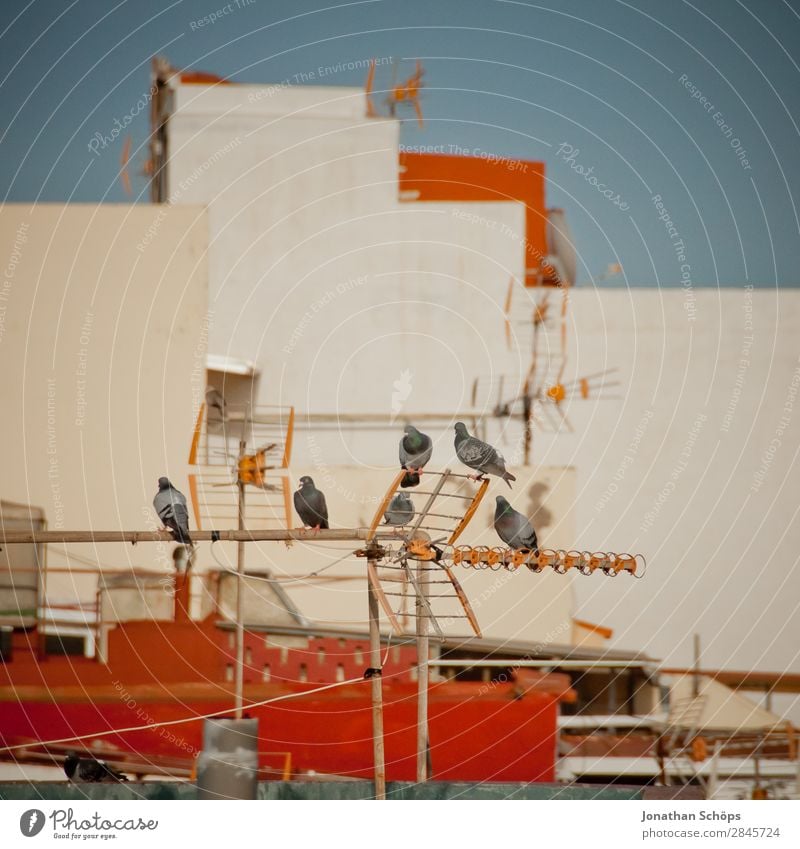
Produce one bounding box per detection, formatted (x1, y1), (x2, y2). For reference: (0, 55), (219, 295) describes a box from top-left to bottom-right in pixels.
(2, 0), (799, 286)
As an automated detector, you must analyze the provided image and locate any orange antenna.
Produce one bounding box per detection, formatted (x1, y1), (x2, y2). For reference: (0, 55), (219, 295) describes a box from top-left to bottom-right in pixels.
(503, 276), (514, 350)
(365, 59), (377, 118)
(119, 136), (133, 196)
(392, 60), (424, 128)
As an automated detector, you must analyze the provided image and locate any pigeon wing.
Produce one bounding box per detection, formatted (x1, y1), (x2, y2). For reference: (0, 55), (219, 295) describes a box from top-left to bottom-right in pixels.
(496, 508), (537, 550)
(458, 437), (496, 469)
(153, 489), (174, 522)
(482, 448), (509, 477)
(295, 488), (329, 528)
(315, 490), (329, 528)
(294, 490), (314, 527)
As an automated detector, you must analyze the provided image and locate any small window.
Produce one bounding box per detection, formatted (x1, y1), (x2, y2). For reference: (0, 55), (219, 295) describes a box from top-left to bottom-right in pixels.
(245, 647), (252, 665)
(409, 664), (418, 682)
(262, 664), (271, 682)
(298, 663), (308, 683)
(44, 634), (86, 656)
(354, 647), (363, 664)
(336, 664), (345, 682)
(225, 664), (234, 682)
(228, 633), (235, 650)
(318, 647), (326, 665)
(338, 638), (346, 649)
(280, 646), (288, 664)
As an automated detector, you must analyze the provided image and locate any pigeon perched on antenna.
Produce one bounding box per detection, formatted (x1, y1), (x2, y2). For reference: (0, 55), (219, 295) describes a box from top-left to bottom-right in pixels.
(494, 496), (538, 551)
(294, 476), (329, 530)
(64, 753), (128, 783)
(399, 424), (432, 488)
(205, 385), (227, 420)
(454, 422), (516, 488)
(153, 478), (192, 545)
(383, 492), (415, 526)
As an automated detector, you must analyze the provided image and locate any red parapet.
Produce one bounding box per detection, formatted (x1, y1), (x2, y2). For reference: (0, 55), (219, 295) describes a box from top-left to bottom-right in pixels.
(399, 152), (551, 286)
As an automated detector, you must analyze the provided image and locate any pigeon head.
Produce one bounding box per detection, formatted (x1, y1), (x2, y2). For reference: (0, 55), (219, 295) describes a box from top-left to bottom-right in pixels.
(157, 477), (171, 490)
(63, 754), (79, 778)
(454, 422), (468, 436)
(404, 424), (418, 436)
(495, 495), (512, 515)
(298, 476), (315, 487)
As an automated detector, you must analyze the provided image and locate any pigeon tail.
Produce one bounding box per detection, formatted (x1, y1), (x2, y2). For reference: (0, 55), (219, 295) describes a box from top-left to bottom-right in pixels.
(503, 471), (516, 489)
(167, 523), (192, 546)
(400, 470), (420, 488)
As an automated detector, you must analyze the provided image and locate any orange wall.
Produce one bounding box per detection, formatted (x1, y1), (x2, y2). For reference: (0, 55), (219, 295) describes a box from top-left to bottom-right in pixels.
(399, 152), (548, 285)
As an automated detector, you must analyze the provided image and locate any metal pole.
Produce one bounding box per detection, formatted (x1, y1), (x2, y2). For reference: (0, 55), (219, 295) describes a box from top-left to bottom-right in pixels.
(0, 528), (405, 544)
(693, 633), (701, 698)
(707, 740), (721, 800)
(416, 560), (429, 783)
(235, 445), (246, 721)
(367, 559), (386, 800)
(523, 386), (532, 466)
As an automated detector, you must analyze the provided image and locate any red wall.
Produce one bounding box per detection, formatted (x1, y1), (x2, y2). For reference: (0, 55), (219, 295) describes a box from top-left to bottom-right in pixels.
(399, 152), (549, 286)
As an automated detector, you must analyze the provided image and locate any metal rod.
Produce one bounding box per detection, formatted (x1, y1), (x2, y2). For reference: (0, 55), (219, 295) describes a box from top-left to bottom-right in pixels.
(433, 659), (655, 669)
(235, 449), (246, 721)
(367, 558), (386, 800)
(0, 528), (405, 544)
(693, 633), (701, 699)
(416, 558), (429, 783)
(410, 469), (450, 537)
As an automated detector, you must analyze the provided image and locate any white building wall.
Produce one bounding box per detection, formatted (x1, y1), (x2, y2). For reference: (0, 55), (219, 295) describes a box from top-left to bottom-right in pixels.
(0, 204), (209, 603)
(533, 288), (800, 679)
(164, 82), (800, 700)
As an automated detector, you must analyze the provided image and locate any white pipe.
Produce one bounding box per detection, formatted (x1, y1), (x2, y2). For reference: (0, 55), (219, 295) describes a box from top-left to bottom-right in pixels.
(433, 659), (654, 669)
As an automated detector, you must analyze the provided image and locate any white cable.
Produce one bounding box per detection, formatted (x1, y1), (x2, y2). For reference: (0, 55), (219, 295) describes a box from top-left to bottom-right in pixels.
(210, 540), (355, 583)
(0, 676), (367, 755)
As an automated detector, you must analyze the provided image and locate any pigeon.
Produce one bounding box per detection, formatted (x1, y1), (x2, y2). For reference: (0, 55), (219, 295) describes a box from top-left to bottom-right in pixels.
(205, 385), (227, 420)
(399, 424), (433, 488)
(454, 422), (516, 488)
(494, 496), (538, 551)
(64, 753), (128, 783)
(294, 476), (329, 530)
(383, 492), (415, 526)
(153, 477), (192, 545)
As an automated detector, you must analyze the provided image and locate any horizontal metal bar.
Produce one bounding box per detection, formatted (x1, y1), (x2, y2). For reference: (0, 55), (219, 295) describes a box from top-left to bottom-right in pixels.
(383, 591), (455, 598)
(419, 512), (464, 521)
(413, 492), (473, 500)
(0, 528), (406, 545)
(434, 659), (654, 669)
(403, 613), (468, 619)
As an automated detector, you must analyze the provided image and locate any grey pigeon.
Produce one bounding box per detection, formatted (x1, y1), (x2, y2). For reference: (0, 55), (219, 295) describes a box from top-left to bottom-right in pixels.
(454, 422), (516, 488)
(383, 492), (415, 526)
(494, 496), (538, 551)
(205, 385), (227, 420)
(294, 476), (329, 529)
(64, 753), (128, 783)
(399, 424), (433, 488)
(153, 477), (192, 545)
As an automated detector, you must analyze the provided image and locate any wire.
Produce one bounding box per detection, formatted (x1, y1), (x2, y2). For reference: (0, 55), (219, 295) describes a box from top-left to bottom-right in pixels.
(0, 677), (367, 755)
(210, 541), (356, 583)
